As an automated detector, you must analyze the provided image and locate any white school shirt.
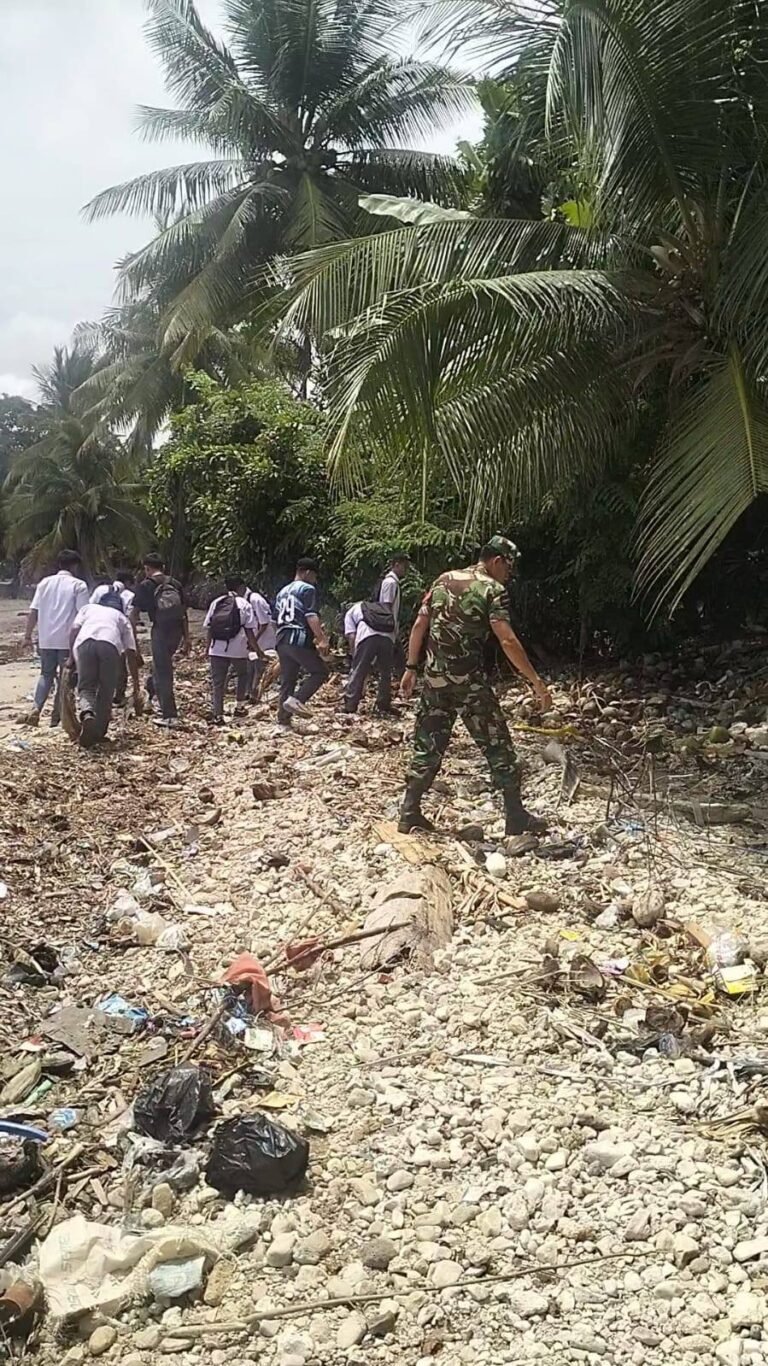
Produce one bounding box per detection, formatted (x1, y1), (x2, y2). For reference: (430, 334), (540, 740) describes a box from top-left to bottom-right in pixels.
(378, 571), (401, 632)
(203, 594), (255, 659)
(72, 604), (135, 658)
(248, 591), (276, 651)
(31, 570), (89, 649)
(344, 602), (389, 650)
(90, 581), (135, 613)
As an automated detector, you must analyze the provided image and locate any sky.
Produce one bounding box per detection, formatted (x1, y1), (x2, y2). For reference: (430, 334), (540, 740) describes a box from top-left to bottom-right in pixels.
(0, 0), (481, 402)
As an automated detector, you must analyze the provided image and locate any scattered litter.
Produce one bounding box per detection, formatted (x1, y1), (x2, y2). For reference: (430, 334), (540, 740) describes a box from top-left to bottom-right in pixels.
(4, 943), (59, 987)
(292, 1024), (326, 1046)
(243, 1025), (276, 1053)
(95, 994), (150, 1033)
(0, 1121), (48, 1142)
(40, 1006), (95, 1058)
(49, 1107), (80, 1132)
(0, 1281), (41, 1337)
(221, 953), (276, 1013)
(206, 1114), (309, 1197)
(148, 1255), (205, 1299)
(133, 1066), (215, 1142)
(38, 1210), (261, 1317)
(717, 964), (758, 996)
(705, 931), (749, 969)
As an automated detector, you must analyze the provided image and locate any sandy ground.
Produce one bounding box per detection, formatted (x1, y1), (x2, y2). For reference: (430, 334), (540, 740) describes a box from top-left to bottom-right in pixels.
(0, 598), (208, 739)
(0, 598), (38, 735)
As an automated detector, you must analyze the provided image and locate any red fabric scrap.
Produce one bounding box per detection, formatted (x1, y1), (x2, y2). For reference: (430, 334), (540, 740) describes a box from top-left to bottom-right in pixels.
(283, 937), (323, 972)
(221, 953), (275, 1013)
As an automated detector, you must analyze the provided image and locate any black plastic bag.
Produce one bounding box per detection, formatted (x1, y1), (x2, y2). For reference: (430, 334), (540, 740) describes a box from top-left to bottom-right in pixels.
(133, 1066), (215, 1142)
(206, 1114), (309, 1197)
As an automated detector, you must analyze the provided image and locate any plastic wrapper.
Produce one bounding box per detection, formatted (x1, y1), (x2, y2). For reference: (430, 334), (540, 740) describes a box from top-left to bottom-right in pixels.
(206, 1114), (309, 1197)
(705, 931), (749, 969)
(133, 1066), (214, 1142)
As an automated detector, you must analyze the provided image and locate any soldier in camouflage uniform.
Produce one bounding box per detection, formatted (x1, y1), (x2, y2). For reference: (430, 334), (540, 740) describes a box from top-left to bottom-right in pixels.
(398, 536), (552, 834)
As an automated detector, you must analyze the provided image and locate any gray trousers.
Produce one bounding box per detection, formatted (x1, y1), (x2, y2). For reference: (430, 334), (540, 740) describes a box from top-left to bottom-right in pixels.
(75, 639), (120, 741)
(277, 641), (328, 720)
(246, 655), (265, 700)
(345, 634), (394, 712)
(149, 624), (184, 718)
(210, 655), (248, 718)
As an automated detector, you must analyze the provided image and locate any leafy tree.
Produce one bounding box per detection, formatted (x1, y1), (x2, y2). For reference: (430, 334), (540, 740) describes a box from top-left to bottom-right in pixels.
(83, 0), (473, 375)
(148, 373), (337, 580)
(0, 395), (48, 559)
(2, 347), (149, 575)
(284, 0), (768, 615)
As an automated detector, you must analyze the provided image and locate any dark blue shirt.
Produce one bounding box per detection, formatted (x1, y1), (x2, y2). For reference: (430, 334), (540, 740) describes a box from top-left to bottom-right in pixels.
(275, 579), (319, 648)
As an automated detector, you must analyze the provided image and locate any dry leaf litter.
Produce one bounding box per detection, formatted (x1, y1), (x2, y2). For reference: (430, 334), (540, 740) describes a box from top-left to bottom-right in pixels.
(0, 639), (768, 1366)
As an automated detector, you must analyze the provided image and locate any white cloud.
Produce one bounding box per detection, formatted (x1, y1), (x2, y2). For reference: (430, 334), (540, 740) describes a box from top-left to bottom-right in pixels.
(0, 374), (39, 401)
(0, 0), (481, 394)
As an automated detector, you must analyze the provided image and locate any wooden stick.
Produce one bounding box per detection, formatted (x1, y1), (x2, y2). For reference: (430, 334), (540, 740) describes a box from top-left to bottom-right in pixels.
(137, 837), (193, 908)
(165, 1248), (658, 1341)
(272, 921), (411, 972)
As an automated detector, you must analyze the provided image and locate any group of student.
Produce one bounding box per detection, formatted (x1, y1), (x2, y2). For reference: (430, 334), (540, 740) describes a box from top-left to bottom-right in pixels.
(21, 547), (410, 744)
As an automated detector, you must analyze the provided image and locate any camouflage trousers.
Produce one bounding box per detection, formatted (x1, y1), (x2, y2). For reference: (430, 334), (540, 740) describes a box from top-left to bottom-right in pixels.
(407, 679), (520, 794)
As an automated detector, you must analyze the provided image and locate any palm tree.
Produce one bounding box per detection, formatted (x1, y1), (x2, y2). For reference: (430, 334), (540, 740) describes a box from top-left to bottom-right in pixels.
(83, 0), (474, 367)
(3, 347), (149, 575)
(281, 0), (768, 614)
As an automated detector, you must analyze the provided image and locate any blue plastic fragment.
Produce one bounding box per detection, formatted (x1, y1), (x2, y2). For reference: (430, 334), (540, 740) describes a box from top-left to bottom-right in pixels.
(0, 1120), (49, 1143)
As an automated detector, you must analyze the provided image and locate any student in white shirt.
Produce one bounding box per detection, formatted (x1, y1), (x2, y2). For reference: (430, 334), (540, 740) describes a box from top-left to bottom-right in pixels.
(90, 570), (136, 615)
(246, 587), (277, 700)
(69, 592), (140, 746)
(343, 599), (396, 715)
(378, 551), (410, 681)
(90, 571), (137, 706)
(23, 549), (89, 727)
(378, 553), (410, 636)
(203, 576), (259, 724)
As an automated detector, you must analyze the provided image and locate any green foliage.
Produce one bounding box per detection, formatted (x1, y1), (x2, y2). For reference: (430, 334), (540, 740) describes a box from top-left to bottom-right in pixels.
(284, 0), (768, 618)
(329, 493), (464, 609)
(83, 0), (473, 373)
(0, 395), (49, 559)
(2, 348), (149, 575)
(148, 374), (336, 580)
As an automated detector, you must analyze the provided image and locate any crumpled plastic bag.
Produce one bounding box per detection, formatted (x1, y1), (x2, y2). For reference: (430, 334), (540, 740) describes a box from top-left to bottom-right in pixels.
(37, 1209), (261, 1317)
(133, 1066), (214, 1142)
(206, 1114), (309, 1197)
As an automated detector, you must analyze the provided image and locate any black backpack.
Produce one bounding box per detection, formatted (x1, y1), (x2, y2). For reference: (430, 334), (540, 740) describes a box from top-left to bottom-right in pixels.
(154, 577), (185, 626)
(209, 594), (242, 644)
(360, 600), (395, 633)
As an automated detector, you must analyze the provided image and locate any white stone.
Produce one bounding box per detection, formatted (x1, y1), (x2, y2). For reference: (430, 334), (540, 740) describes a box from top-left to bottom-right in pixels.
(386, 1169), (414, 1192)
(266, 1233), (296, 1268)
(715, 1338), (743, 1366)
(336, 1312), (367, 1349)
(89, 1327), (117, 1357)
(151, 1182), (175, 1218)
(430, 1260), (462, 1288)
(731, 1289), (766, 1328)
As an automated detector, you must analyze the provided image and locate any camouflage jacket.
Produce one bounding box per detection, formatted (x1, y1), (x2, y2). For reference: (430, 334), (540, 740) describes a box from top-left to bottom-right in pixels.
(419, 563), (510, 686)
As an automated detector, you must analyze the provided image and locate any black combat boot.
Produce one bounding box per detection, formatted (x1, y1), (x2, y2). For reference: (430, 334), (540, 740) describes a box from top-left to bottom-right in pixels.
(504, 785), (547, 836)
(397, 778), (436, 833)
